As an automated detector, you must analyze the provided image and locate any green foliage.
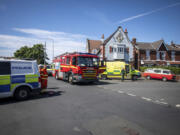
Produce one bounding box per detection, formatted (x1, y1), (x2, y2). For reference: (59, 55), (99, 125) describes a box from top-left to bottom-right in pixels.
(140, 66), (180, 75)
(14, 44), (49, 64)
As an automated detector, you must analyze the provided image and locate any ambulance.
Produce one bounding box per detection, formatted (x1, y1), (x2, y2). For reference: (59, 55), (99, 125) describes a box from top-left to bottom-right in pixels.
(0, 59), (41, 100)
(100, 61), (141, 80)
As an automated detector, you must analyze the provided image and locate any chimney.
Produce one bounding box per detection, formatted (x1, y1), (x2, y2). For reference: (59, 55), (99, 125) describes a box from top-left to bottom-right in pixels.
(124, 28), (128, 36)
(101, 34), (104, 43)
(132, 38), (136, 45)
(124, 28), (128, 33)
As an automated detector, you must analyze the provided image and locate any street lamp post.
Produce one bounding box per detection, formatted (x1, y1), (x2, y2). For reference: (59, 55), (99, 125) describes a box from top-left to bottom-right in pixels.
(44, 41), (46, 65)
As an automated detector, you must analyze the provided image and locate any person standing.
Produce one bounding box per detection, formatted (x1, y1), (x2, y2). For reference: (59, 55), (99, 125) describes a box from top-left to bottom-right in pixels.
(121, 68), (125, 82)
(39, 65), (48, 89)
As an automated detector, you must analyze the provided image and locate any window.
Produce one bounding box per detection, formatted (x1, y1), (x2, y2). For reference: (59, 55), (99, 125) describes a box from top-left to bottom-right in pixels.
(78, 57), (99, 67)
(55, 62), (60, 69)
(162, 52), (166, 60)
(163, 71), (170, 74)
(146, 50), (150, 60)
(61, 57), (65, 64)
(117, 47), (124, 53)
(72, 57), (77, 66)
(0, 61), (11, 75)
(156, 51), (160, 60)
(171, 51), (175, 61)
(154, 70), (161, 73)
(109, 46), (112, 53)
(66, 57), (70, 65)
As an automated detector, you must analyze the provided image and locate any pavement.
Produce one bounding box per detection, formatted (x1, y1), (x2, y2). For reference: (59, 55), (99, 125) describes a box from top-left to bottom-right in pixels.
(0, 77), (180, 135)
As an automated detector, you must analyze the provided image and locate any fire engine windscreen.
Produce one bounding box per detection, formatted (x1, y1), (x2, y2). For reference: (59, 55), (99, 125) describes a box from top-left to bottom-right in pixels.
(78, 57), (99, 67)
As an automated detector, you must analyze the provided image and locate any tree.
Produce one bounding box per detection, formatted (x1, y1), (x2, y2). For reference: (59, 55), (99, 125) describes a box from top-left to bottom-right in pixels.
(14, 44), (49, 64)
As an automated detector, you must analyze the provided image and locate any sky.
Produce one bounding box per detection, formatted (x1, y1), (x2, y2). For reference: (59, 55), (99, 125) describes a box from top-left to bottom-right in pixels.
(0, 0), (180, 62)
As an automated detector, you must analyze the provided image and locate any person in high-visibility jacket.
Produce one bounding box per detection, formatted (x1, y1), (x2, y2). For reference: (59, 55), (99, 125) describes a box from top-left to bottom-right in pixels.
(39, 65), (48, 89)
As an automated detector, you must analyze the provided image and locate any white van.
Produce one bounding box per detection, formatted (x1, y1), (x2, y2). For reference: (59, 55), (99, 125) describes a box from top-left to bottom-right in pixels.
(0, 59), (41, 100)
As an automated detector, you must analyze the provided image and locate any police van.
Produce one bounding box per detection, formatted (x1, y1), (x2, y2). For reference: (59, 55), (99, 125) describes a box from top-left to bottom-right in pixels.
(0, 59), (41, 100)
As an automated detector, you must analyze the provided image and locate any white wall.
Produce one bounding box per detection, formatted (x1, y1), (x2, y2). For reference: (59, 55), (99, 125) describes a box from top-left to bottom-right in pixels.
(105, 27), (133, 62)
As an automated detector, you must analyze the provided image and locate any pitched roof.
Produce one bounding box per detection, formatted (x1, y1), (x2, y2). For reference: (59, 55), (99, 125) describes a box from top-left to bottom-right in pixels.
(87, 39), (102, 52)
(136, 40), (164, 50)
(135, 42), (154, 50)
(136, 40), (180, 51)
(87, 26), (123, 53)
(103, 26), (121, 45)
(151, 40), (164, 49)
(166, 44), (180, 51)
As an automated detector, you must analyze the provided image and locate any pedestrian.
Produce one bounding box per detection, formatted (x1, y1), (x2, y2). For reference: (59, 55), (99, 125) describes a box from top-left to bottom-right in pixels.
(121, 68), (125, 82)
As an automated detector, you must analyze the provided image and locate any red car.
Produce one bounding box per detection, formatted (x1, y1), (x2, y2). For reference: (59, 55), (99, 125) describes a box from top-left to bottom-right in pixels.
(143, 68), (176, 81)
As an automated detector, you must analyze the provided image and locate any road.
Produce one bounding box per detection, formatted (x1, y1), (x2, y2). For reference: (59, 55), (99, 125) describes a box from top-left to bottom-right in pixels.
(0, 77), (180, 135)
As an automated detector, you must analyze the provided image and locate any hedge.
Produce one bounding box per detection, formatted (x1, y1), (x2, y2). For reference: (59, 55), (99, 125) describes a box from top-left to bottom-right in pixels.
(140, 66), (180, 75)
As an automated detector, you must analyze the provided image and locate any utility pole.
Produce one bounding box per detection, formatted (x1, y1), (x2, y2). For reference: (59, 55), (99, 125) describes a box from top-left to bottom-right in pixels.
(44, 42), (46, 65)
(52, 39), (54, 61)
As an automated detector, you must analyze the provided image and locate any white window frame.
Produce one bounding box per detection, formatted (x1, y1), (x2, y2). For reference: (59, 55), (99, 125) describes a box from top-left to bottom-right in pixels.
(156, 51), (160, 60)
(146, 50), (150, 60)
(162, 51), (166, 60)
(171, 51), (175, 61)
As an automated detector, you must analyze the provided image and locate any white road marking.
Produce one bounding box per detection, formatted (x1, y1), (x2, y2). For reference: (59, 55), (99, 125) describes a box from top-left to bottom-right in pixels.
(155, 100), (168, 105)
(127, 93), (136, 97)
(73, 127), (81, 132)
(141, 97), (152, 101)
(176, 104), (180, 108)
(118, 90), (124, 93)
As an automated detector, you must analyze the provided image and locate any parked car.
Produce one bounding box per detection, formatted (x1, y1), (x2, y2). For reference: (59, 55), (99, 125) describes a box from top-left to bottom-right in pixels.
(143, 68), (176, 81)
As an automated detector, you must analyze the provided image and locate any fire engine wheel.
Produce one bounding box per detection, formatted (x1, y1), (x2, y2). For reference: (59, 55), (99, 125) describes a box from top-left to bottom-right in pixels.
(146, 75), (151, 80)
(68, 74), (74, 84)
(162, 77), (167, 82)
(14, 86), (30, 101)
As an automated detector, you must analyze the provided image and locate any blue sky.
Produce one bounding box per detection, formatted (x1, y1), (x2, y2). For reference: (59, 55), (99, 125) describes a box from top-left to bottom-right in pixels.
(0, 0), (180, 61)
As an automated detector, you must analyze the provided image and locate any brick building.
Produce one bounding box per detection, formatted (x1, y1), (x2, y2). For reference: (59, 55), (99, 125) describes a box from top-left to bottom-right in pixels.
(86, 26), (180, 69)
(132, 38), (180, 69)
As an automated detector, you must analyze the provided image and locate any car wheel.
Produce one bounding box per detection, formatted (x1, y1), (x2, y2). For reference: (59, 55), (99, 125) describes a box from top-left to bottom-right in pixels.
(14, 87), (30, 101)
(146, 75), (151, 80)
(132, 75), (138, 81)
(162, 77), (167, 82)
(68, 74), (74, 84)
(101, 75), (107, 80)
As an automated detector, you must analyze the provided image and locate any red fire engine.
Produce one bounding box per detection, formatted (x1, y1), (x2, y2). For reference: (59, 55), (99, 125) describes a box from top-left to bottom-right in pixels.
(52, 52), (100, 84)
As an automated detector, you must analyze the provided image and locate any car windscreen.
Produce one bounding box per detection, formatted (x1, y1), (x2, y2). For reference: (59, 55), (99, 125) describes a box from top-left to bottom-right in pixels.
(77, 56), (99, 67)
